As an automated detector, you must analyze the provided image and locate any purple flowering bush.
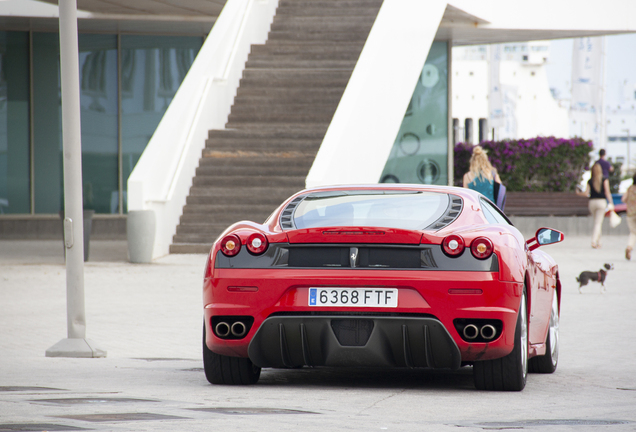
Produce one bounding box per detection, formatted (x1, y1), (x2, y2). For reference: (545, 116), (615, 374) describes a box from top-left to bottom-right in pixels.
(454, 137), (593, 192)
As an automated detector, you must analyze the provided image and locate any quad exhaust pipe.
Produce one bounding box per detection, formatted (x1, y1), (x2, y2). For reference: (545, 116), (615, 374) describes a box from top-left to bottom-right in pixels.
(231, 321), (247, 338)
(462, 323), (497, 341)
(215, 322), (231, 338)
(214, 320), (249, 339)
(480, 324), (496, 340)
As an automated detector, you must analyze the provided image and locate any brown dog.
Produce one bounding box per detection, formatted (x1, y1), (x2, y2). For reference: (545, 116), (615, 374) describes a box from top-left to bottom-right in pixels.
(576, 263), (613, 293)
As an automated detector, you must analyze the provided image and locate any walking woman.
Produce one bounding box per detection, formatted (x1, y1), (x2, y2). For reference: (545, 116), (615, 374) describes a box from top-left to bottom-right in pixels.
(577, 163), (614, 249)
(622, 173), (636, 260)
(462, 146), (502, 202)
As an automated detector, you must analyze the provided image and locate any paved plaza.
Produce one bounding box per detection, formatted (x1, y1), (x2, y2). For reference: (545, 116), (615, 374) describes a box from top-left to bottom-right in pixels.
(0, 234), (635, 431)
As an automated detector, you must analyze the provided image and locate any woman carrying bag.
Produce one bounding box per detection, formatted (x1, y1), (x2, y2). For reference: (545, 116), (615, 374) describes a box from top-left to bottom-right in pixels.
(462, 146), (505, 209)
(577, 163), (614, 249)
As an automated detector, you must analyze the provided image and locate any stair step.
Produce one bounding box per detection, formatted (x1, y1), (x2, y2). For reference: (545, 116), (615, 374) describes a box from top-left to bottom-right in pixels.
(179, 212), (274, 226)
(239, 75), (350, 88)
(268, 30), (371, 42)
(208, 126), (327, 139)
(204, 140), (320, 151)
(170, 243), (214, 254)
(187, 188), (300, 204)
(198, 154), (316, 167)
(192, 175), (306, 188)
(235, 87), (346, 100)
(186, 194), (294, 206)
(270, 16), (376, 31)
(229, 102), (339, 113)
(183, 204), (279, 215)
(277, 0), (383, 7)
(173, 232), (231, 244)
(251, 43), (364, 57)
(225, 121), (330, 130)
(227, 111), (336, 123)
(195, 164), (312, 177)
(276, 6), (381, 16)
(233, 95), (342, 106)
(245, 58), (357, 69)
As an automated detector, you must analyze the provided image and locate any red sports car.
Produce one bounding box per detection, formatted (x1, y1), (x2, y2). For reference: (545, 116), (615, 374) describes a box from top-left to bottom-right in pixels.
(202, 185), (563, 391)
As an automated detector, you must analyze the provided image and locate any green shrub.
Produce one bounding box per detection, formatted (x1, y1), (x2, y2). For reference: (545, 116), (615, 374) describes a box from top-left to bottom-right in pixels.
(454, 137), (593, 192)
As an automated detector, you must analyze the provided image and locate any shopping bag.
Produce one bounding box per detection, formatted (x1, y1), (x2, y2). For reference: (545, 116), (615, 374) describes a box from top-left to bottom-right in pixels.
(493, 181), (507, 211)
(609, 210), (622, 228)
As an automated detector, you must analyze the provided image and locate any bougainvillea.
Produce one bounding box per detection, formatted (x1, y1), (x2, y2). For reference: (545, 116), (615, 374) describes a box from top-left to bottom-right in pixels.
(454, 137), (593, 192)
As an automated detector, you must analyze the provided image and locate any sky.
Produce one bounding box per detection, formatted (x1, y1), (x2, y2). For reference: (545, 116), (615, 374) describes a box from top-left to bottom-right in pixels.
(545, 33), (636, 106)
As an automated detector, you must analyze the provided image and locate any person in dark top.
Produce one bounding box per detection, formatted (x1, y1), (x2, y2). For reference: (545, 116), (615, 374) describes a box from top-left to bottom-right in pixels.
(577, 162), (614, 248)
(596, 149), (614, 178)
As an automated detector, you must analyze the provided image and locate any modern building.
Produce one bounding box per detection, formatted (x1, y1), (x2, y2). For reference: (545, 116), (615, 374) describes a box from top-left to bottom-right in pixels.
(451, 42), (569, 143)
(1, 0), (635, 259)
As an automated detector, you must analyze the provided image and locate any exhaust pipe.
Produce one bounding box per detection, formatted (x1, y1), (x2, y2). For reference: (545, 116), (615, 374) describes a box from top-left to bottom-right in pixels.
(231, 321), (247, 338)
(215, 322), (230, 338)
(480, 324), (497, 340)
(463, 324), (479, 340)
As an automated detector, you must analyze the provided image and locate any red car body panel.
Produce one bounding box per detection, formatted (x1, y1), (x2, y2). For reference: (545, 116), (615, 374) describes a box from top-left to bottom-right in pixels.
(203, 184), (561, 368)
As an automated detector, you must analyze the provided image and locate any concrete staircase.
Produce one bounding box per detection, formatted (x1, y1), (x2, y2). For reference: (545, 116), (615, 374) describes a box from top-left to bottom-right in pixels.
(170, 0), (383, 254)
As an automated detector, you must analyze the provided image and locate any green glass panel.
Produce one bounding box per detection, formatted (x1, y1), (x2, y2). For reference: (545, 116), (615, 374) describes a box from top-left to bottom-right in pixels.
(380, 41), (448, 185)
(0, 31), (30, 214)
(120, 35), (202, 213)
(33, 32), (63, 214)
(79, 34), (118, 213)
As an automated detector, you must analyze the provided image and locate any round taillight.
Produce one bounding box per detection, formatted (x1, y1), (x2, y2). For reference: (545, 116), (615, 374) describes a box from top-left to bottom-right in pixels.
(442, 234), (465, 257)
(220, 234), (241, 257)
(471, 237), (493, 260)
(246, 232), (268, 255)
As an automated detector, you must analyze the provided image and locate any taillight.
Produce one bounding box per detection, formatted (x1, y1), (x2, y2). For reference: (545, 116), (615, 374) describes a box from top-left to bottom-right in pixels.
(220, 234), (241, 257)
(471, 237), (493, 259)
(246, 232), (268, 255)
(442, 234), (465, 257)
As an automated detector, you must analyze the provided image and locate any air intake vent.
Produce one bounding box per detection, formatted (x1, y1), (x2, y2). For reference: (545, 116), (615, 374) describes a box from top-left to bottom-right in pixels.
(280, 196), (304, 230)
(427, 195), (463, 231)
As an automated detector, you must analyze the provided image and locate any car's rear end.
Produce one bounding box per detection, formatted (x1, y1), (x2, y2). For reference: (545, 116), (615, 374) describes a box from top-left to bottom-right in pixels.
(203, 186), (525, 382)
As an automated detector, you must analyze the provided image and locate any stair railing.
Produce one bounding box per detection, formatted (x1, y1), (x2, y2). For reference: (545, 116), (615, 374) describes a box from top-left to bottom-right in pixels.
(127, 0), (279, 259)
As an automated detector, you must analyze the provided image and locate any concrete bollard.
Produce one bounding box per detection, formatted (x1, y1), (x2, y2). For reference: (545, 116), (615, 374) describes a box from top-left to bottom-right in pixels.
(127, 210), (156, 263)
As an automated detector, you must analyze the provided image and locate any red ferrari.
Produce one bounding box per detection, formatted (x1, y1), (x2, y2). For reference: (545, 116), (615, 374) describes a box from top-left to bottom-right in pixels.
(202, 185), (563, 391)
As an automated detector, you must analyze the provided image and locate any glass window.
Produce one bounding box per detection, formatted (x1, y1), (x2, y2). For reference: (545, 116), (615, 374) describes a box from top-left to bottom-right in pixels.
(380, 41), (448, 185)
(120, 35), (202, 213)
(33, 32), (63, 214)
(30, 33), (202, 215)
(79, 34), (118, 214)
(0, 31), (30, 214)
(480, 198), (512, 225)
(293, 191), (450, 230)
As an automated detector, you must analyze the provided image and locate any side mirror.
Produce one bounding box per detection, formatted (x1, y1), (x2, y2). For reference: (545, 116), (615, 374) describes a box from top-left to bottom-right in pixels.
(526, 228), (564, 251)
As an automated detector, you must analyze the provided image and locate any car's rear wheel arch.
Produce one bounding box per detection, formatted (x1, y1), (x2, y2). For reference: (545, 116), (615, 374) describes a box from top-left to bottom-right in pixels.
(473, 285), (528, 391)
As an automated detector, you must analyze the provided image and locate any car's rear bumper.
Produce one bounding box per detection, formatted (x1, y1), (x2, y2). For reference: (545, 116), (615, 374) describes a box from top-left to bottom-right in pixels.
(204, 268), (523, 364)
(247, 315), (462, 369)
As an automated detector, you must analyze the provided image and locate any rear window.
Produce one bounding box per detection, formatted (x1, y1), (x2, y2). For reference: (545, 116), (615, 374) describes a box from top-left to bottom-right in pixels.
(292, 191), (451, 230)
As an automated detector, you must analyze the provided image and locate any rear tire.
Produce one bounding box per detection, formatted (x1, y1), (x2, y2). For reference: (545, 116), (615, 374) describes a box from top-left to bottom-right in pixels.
(529, 291), (559, 373)
(203, 323), (261, 385)
(474, 290), (528, 391)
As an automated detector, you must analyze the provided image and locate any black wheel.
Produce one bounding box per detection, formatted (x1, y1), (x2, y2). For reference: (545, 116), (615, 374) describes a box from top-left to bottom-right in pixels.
(203, 323), (260, 385)
(529, 291), (559, 373)
(474, 290), (528, 391)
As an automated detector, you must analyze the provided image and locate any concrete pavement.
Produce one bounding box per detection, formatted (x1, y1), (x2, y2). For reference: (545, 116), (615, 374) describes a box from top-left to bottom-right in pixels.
(1, 234), (635, 431)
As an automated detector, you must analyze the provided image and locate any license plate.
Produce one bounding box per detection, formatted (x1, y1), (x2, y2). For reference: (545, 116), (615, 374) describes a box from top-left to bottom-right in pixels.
(308, 288), (398, 307)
